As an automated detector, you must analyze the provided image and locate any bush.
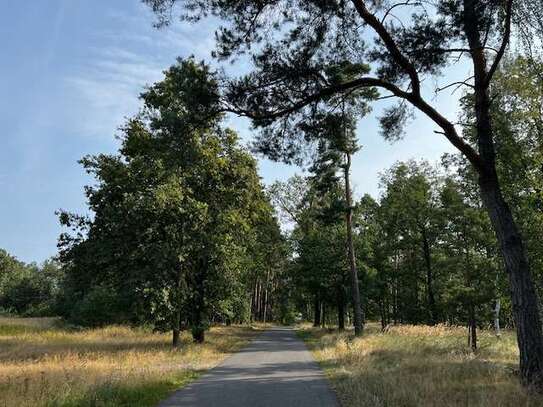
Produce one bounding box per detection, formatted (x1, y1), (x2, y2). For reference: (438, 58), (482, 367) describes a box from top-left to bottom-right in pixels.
(69, 285), (128, 327)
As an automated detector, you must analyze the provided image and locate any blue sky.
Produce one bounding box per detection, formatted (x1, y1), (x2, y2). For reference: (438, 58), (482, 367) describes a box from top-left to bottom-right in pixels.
(0, 1), (469, 264)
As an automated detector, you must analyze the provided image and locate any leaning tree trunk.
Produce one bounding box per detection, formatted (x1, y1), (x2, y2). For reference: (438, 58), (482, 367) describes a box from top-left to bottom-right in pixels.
(479, 171), (543, 385)
(473, 53), (543, 388)
(462, 0), (543, 386)
(474, 61), (543, 389)
(344, 151), (364, 336)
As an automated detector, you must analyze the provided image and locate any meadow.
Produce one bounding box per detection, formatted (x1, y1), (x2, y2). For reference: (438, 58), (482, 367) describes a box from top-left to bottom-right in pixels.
(0, 317), (257, 407)
(298, 323), (543, 407)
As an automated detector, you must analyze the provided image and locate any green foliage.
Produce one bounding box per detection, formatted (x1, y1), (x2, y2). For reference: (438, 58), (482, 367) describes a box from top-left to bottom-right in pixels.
(57, 59), (286, 341)
(68, 284), (129, 327)
(0, 250), (61, 316)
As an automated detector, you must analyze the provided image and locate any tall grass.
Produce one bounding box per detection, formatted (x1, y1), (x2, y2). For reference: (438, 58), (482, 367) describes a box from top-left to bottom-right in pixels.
(0, 317), (256, 407)
(299, 323), (543, 407)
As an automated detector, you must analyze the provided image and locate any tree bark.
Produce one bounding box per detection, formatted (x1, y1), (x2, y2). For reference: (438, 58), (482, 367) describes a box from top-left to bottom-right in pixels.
(479, 172), (543, 384)
(344, 152), (364, 336)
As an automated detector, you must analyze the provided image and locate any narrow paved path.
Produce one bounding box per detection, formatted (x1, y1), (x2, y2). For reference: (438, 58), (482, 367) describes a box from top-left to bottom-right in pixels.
(158, 327), (338, 407)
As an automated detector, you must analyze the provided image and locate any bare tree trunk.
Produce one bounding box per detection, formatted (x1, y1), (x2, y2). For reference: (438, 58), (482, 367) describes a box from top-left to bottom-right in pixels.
(495, 298), (501, 338)
(469, 305), (477, 351)
(344, 151), (364, 336)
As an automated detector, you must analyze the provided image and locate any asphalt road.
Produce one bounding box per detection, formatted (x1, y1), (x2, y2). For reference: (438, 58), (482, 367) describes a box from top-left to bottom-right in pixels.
(158, 327), (339, 407)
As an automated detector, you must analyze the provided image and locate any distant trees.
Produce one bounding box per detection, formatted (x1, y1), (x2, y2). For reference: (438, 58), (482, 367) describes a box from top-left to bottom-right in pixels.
(374, 160), (501, 348)
(58, 59), (286, 345)
(277, 159), (506, 349)
(0, 249), (61, 316)
(270, 174), (371, 332)
(378, 162), (441, 325)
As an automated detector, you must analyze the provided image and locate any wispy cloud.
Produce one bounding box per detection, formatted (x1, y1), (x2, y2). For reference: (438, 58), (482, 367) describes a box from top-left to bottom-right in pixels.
(62, 3), (221, 140)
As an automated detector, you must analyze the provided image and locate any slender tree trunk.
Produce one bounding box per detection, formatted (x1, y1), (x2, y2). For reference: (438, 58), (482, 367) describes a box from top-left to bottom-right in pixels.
(468, 305), (477, 351)
(421, 226), (437, 325)
(344, 151), (364, 336)
(394, 252), (400, 324)
(495, 298), (501, 338)
(192, 258), (206, 343)
(263, 268), (270, 323)
(172, 264), (184, 347)
(337, 286), (345, 331)
(251, 279), (258, 322)
(313, 295), (321, 327)
(263, 288), (268, 323)
(380, 298), (387, 331)
(172, 308), (181, 348)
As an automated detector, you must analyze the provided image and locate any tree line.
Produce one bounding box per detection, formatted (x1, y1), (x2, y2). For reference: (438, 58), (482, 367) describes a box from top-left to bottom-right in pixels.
(0, 249), (61, 316)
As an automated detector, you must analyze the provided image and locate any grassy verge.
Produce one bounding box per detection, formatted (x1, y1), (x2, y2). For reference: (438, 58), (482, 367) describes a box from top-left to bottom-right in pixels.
(0, 317), (257, 407)
(298, 322), (543, 407)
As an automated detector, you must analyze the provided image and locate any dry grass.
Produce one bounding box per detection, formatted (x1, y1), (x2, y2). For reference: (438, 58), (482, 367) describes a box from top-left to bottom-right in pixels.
(298, 322), (543, 407)
(0, 318), (257, 407)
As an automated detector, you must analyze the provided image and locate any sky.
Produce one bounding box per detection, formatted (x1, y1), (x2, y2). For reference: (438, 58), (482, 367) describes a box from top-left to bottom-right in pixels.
(0, 1), (470, 264)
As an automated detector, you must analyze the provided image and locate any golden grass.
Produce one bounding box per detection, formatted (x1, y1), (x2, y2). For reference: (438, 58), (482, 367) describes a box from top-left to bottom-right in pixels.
(0, 318), (257, 407)
(298, 323), (543, 407)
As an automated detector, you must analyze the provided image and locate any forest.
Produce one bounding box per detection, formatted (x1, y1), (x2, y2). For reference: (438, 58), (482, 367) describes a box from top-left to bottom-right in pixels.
(1, 0), (543, 406)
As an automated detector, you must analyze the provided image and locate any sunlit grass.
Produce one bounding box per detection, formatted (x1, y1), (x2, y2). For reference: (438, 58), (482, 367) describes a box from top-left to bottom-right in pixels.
(298, 322), (543, 407)
(0, 317), (256, 407)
